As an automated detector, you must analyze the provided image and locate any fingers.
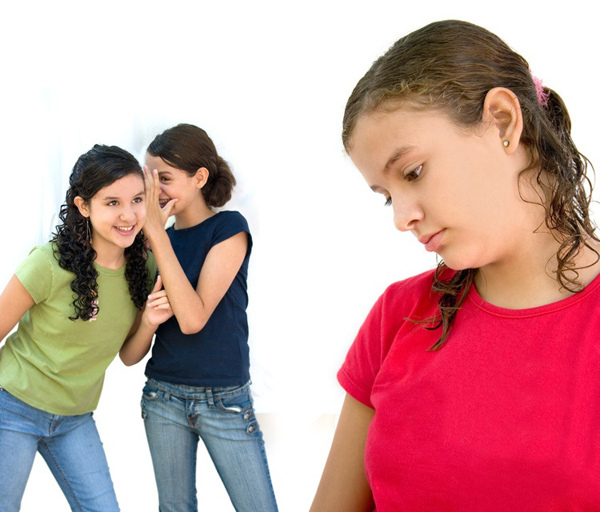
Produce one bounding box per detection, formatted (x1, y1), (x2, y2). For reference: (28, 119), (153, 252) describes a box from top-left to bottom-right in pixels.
(143, 166), (158, 198)
(151, 275), (163, 294)
(147, 277), (172, 311)
(148, 295), (170, 308)
(161, 197), (178, 217)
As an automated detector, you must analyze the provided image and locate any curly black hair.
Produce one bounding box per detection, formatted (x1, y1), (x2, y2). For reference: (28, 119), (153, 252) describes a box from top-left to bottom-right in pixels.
(51, 144), (149, 321)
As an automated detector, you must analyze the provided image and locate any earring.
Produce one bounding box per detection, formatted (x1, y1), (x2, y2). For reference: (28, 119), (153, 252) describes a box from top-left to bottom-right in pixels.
(86, 218), (93, 245)
(503, 140), (510, 148)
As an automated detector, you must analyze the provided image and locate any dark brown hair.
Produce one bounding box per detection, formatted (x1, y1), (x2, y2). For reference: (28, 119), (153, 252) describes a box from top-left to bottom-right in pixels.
(147, 123), (236, 208)
(52, 144), (149, 320)
(343, 20), (596, 349)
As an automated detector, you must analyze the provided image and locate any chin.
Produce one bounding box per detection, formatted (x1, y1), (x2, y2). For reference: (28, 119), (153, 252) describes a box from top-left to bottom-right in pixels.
(437, 253), (479, 272)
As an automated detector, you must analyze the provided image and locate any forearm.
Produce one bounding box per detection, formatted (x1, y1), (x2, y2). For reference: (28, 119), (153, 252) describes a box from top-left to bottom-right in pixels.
(146, 229), (209, 333)
(119, 316), (157, 366)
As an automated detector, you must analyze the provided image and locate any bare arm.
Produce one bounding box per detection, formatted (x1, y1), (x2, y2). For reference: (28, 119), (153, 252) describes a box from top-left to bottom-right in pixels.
(119, 275), (173, 366)
(0, 275), (35, 343)
(143, 167), (248, 335)
(310, 394), (376, 512)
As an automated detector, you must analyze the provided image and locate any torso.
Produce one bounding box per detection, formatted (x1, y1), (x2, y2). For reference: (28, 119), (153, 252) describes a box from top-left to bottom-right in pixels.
(339, 269), (600, 511)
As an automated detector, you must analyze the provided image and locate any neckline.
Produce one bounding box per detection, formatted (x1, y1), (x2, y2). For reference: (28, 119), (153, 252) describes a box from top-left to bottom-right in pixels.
(468, 269), (600, 318)
(171, 211), (223, 233)
(93, 261), (126, 276)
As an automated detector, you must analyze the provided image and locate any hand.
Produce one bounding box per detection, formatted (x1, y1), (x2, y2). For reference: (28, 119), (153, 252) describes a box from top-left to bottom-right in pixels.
(143, 165), (178, 238)
(144, 275), (173, 327)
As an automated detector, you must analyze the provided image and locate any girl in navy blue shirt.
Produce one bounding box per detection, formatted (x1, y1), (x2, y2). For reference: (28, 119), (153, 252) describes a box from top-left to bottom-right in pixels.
(131, 123), (277, 512)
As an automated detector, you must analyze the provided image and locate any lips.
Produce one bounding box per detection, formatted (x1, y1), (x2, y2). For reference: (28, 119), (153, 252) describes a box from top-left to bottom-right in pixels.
(419, 230), (444, 252)
(115, 225), (136, 236)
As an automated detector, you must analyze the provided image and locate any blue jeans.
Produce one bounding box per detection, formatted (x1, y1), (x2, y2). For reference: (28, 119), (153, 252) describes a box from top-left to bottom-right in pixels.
(0, 385), (119, 512)
(141, 379), (278, 512)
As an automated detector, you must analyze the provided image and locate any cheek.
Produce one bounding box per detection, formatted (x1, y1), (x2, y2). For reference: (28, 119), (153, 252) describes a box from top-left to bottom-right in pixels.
(136, 204), (147, 222)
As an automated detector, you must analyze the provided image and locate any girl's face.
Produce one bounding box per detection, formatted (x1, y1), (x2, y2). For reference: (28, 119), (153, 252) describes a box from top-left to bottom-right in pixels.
(144, 154), (206, 215)
(80, 173), (146, 256)
(348, 106), (536, 272)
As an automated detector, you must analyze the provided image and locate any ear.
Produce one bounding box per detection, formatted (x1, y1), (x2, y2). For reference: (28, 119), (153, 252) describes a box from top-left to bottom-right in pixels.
(482, 87), (523, 154)
(74, 196), (90, 218)
(194, 167), (209, 189)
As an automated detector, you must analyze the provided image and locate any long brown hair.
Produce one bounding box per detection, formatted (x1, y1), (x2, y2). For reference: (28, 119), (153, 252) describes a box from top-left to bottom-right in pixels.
(147, 123), (236, 208)
(343, 20), (596, 349)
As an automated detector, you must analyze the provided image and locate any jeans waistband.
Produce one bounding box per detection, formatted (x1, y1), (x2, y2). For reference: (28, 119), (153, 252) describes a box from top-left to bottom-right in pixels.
(146, 378), (250, 401)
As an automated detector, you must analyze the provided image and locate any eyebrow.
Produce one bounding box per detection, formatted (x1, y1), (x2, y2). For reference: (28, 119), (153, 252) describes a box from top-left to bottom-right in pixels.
(382, 145), (416, 176)
(102, 189), (145, 200)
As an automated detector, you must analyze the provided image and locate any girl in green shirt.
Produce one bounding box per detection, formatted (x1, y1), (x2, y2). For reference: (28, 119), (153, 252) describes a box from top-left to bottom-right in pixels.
(0, 144), (171, 511)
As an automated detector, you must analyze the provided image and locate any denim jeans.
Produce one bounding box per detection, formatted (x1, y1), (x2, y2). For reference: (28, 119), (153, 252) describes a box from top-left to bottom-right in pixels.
(141, 378), (278, 512)
(0, 385), (119, 512)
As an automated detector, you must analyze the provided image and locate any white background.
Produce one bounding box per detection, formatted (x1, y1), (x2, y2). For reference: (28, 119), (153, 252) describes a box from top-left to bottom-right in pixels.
(0, 1), (598, 510)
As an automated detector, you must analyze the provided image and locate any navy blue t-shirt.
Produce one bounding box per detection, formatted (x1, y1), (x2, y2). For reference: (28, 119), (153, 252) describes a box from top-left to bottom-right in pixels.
(145, 211), (252, 386)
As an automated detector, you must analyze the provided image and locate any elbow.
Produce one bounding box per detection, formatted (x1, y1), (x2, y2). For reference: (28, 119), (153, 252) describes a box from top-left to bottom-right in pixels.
(179, 318), (208, 335)
(119, 352), (139, 367)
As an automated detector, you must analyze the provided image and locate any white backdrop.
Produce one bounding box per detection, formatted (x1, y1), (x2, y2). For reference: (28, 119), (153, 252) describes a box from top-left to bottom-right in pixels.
(1, 1), (598, 510)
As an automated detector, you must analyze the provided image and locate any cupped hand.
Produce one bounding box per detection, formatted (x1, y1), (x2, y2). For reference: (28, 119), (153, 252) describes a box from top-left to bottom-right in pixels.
(143, 166), (178, 239)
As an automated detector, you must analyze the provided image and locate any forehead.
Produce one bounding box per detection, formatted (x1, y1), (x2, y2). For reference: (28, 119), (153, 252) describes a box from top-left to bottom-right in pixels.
(348, 107), (462, 173)
(95, 173), (144, 198)
(145, 153), (176, 171)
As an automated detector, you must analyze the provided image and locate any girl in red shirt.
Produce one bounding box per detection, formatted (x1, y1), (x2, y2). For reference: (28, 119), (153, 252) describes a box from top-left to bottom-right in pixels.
(311, 20), (600, 511)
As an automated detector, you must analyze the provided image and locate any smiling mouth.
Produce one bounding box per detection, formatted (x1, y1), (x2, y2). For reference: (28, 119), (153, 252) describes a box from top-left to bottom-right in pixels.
(159, 199), (170, 208)
(116, 226), (135, 232)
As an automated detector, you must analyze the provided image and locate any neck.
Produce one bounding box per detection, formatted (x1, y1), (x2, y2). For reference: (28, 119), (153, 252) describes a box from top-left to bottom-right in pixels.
(475, 236), (600, 309)
(174, 200), (215, 230)
(92, 244), (126, 269)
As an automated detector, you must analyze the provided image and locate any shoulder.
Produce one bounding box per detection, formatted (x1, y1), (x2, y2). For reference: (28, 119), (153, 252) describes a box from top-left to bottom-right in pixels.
(214, 210), (249, 232)
(338, 269), (439, 407)
(16, 242), (58, 274)
(378, 269), (438, 318)
(210, 211), (252, 250)
(359, 269), (439, 365)
(15, 242), (61, 302)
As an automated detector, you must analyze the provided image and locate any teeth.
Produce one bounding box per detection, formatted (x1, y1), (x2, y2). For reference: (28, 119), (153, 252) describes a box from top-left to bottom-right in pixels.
(116, 226), (134, 231)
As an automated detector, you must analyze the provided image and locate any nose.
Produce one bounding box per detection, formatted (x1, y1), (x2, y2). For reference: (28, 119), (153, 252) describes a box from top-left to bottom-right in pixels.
(120, 205), (137, 223)
(392, 196), (423, 232)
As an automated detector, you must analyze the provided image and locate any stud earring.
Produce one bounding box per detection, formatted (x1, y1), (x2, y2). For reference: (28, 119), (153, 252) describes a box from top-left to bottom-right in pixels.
(503, 140), (510, 148)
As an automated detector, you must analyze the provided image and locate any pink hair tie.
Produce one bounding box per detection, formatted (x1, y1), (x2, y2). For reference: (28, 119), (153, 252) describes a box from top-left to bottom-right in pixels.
(532, 74), (550, 108)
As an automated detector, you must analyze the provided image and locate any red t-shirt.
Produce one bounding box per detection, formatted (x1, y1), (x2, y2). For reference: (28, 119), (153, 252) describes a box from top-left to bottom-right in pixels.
(338, 269), (600, 511)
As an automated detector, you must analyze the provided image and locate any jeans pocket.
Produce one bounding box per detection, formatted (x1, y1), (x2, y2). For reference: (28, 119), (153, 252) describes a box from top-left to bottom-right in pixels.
(141, 381), (160, 401)
(217, 390), (261, 436)
(217, 388), (253, 414)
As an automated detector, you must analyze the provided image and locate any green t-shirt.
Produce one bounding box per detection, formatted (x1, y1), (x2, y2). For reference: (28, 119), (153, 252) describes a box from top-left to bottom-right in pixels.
(0, 242), (157, 415)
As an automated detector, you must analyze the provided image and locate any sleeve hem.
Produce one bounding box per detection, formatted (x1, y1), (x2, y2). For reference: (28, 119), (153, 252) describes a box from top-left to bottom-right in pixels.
(337, 366), (373, 409)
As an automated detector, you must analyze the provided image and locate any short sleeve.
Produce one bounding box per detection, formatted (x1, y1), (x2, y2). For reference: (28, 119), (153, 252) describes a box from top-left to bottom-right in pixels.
(14, 245), (54, 304)
(213, 211), (253, 257)
(337, 293), (386, 408)
(145, 251), (158, 293)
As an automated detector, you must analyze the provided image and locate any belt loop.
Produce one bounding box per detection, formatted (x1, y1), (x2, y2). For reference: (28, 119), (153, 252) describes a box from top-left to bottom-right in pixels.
(206, 388), (215, 408)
